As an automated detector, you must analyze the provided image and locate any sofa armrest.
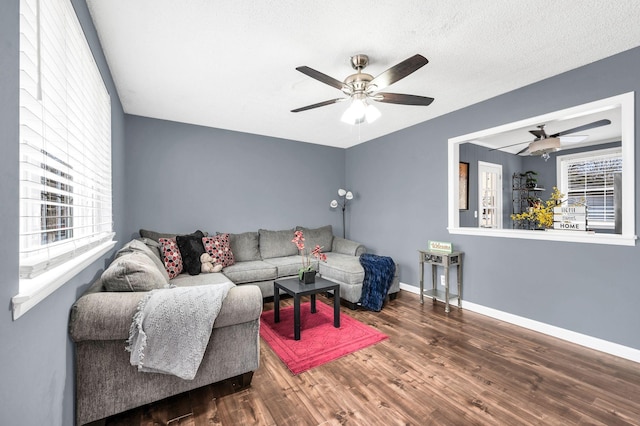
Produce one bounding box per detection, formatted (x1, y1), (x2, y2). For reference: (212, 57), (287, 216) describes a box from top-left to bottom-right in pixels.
(69, 291), (144, 342)
(213, 285), (262, 329)
(331, 237), (366, 257)
(69, 285), (263, 343)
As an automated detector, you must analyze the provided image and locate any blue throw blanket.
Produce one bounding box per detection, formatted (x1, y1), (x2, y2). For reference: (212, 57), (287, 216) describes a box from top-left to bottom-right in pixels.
(358, 253), (396, 311)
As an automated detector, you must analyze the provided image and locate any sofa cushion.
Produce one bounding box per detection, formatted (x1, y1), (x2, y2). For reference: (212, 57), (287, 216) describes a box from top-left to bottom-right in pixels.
(296, 225), (333, 252)
(176, 231), (206, 275)
(139, 228), (209, 241)
(139, 228), (179, 241)
(101, 252), (170, 292)
(116, 239), (170, 282)
(170, 272), (234, 287)
(227, 231), (261, 262)
(259, 229), (297, 259)
(202, 234), (235, 267)
(319, 252), (364, 286)
(158, 238), (183, 279)
(263, 255), (319, 278)
(222, 260), (277, 284)
(134, 237), (164, 261)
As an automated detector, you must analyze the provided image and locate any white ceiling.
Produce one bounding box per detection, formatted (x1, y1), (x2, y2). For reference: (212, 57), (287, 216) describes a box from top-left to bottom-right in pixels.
(86, 0), (640, 149)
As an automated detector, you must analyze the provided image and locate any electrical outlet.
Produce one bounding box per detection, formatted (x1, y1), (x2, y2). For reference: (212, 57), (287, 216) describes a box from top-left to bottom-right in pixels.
(440, 275), (446, 287)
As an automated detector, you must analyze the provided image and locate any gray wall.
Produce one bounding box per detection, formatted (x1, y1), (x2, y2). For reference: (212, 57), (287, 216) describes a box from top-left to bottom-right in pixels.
(0, 1), (126, 425)
(124, 115), (346, 238)
(346, 46), (640, 350)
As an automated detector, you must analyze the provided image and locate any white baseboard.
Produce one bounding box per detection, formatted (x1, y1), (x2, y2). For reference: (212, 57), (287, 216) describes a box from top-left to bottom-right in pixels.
(399, 282), (640, 364)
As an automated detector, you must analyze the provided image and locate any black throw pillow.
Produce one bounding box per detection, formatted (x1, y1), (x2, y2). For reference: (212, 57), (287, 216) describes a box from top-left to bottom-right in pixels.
(176, 230), (206, 275)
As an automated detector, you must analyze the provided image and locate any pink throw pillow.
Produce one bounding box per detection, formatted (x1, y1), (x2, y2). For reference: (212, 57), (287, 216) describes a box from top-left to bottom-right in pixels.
(158, 237), (183, 279)
(202, 234), (235, 267)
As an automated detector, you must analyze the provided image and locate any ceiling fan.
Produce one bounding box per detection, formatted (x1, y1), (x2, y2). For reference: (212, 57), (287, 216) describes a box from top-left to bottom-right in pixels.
(291, 54), (434, 124)
(493, 119), (612, 159)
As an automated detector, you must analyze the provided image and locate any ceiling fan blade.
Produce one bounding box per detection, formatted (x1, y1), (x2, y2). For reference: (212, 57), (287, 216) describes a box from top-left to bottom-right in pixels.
(488, 140), (530, 152)
(295, 66), (348, 91)
(373, 92), (434, 106)
(291, 98), (345, 113)
(550, 119), (611, 137)
(368, 54), (429, 91)
(516, 145), (530, 155)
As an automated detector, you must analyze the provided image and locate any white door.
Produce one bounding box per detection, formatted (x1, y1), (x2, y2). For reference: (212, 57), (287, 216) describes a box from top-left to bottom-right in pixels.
(478, 161), (503, 228)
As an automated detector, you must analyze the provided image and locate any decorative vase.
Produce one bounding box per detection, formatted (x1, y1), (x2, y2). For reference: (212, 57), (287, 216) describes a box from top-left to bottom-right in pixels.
(300, 269), (316, 284)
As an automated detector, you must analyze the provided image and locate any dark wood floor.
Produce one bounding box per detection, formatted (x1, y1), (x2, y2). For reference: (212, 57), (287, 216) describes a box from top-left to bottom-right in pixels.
(100, 291), (640, 425)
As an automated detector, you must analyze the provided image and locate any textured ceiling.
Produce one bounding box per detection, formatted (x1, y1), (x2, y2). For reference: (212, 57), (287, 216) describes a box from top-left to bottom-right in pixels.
(87, 0), (640, 148)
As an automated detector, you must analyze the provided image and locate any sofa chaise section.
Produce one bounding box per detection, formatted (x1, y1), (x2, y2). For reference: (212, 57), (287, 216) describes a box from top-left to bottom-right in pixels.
(69, 239), (263, 425)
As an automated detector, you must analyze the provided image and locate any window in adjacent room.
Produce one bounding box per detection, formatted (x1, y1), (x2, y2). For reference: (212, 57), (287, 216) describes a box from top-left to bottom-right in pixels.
(15, 0), (114, 319)
(557, 147), (622, 230)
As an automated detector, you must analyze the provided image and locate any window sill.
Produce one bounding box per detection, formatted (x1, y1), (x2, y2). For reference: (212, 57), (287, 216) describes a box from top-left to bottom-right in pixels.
(12, 240), (117, 320)
(448, 227), (637, 246)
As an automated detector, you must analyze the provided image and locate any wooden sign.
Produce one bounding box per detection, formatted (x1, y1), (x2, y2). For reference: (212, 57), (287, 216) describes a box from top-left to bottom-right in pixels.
(553, 205), (587, 231)
(428, 240), (453, 253)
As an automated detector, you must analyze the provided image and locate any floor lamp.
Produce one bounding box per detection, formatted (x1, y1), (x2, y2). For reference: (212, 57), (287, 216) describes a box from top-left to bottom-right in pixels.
(330, 189), (353, 239)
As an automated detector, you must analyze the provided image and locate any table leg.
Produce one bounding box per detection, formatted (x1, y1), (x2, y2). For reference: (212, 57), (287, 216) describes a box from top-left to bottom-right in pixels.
(457, 261), (463, 309)
(311, 293), (317, 313)
(444, 265), (450, 313)
(419, 257), (424, 305)
(294, 295), (301, 341)
(333, 286), (340, 328)
(431, 264), (437, 304)
(274, 284), (280, 323)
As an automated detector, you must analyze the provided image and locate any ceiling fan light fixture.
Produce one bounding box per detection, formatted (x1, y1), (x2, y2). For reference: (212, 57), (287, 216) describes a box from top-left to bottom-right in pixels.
(528, 137), (561, 156)
(341, 95), (380, 125)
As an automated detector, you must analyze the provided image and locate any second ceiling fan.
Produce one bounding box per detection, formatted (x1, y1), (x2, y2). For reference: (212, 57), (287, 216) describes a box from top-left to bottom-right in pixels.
(291, 54), (434, 124)
(493, 119), (612, 159)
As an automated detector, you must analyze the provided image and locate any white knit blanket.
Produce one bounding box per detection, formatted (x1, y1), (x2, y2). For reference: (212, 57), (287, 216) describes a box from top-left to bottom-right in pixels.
(126, 282), (234, 380)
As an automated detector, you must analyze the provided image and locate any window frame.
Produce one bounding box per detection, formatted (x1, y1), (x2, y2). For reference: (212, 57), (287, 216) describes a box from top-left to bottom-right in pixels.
(448, 92), (636, 246)
(556, 147), (622, 230)
(13, 0), (115, 320)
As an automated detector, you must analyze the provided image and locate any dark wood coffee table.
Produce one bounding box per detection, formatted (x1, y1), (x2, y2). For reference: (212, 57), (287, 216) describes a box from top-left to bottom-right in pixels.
(273, 276), (341, 340)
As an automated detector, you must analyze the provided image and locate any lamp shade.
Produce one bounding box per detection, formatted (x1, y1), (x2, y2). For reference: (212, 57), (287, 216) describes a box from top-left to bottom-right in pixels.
(330, 200), (338, 208)
(340, 95), (380, 125)
(345, 191), (353, 200)
(338, 189), (346, 196)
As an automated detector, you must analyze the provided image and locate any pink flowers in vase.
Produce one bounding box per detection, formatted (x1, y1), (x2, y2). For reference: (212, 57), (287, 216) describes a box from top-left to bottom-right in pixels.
(291, 230), (326, 277)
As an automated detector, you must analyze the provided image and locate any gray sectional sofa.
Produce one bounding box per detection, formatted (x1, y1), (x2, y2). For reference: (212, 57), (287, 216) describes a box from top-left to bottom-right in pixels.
(69, 225), (397, 424)
(202, 225), (399, 308)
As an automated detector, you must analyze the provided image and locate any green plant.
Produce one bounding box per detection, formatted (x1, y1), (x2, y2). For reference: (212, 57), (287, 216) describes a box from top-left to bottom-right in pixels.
(521, 170), (538, 188)
(511, 186), (564, 229)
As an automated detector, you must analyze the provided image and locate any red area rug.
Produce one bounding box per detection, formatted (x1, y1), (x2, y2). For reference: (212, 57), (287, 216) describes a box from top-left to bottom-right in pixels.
(260, 301), (388, 375)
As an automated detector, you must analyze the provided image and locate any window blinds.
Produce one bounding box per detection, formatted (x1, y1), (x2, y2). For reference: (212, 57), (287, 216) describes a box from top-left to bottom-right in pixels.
(19, 0), (113, 279)
(561, 149), (622, 229)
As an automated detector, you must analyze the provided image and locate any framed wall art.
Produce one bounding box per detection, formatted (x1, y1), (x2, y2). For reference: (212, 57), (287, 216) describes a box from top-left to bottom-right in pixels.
(459, 162), (469, 210)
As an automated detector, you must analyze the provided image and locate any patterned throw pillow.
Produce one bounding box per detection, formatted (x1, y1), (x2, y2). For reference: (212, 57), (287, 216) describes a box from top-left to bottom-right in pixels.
(202, 234), (235, 267)
(158, 237), (183, 279)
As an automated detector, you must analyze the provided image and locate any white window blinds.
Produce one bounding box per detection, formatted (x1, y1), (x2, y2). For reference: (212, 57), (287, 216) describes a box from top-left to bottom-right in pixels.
(559, 148), (622, 229)
(19, 0), (113, 279)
